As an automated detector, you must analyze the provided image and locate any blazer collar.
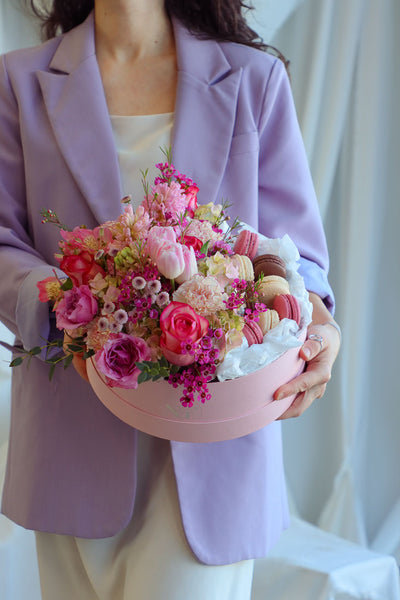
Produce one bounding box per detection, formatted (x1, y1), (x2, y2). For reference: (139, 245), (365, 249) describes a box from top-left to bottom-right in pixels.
(48, 13), (232, 84)
(37, 12), (242, 224)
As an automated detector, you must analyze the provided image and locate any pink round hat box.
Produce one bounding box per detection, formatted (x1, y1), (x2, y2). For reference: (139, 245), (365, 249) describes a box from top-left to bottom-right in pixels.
(87, 329), (306, 443)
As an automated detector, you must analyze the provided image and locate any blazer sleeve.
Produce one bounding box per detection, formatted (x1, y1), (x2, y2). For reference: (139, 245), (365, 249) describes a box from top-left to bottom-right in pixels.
(0, 53), (61, 350)
(257, 58), (335, 313)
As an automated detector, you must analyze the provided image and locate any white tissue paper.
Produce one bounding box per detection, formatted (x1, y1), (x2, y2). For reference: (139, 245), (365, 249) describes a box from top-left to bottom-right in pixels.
(216, 226), (313, 382)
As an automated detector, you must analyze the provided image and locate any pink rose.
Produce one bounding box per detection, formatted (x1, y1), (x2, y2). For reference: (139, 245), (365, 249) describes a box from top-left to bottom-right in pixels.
(160, 301), (209, 365)
(95, 333), (151, 389)
(59, 251), (105, 286)
(55, 285), (98, 330)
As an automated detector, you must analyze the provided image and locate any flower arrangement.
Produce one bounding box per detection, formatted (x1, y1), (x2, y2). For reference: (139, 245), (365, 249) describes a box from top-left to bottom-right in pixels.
(18, 152), (305, 409)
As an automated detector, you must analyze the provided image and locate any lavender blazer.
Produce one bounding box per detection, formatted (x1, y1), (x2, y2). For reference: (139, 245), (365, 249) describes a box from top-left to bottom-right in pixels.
(0, 14), (333, 565)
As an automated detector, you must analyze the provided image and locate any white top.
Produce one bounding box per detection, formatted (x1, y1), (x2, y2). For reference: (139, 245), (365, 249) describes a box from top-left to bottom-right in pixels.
(110, 113), (174, 210)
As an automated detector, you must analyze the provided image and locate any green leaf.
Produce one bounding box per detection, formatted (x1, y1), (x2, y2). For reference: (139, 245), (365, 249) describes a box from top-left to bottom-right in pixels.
(48, 363), (56, 381)
(30, 346), (42, 356)
(138, 371), (151, 384)
(61, 278), (73, 291)
(67, 344), (84, 353)
(200, 241), (210, 256)
(83, 349), (95, 360)
(63, 354), (74, 369)
(10, 357), (23, 367)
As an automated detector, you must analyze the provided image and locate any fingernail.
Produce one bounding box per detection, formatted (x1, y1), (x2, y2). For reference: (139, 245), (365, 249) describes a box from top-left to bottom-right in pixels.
(303, 348), (311, 359)
(275, 392), (285, 401)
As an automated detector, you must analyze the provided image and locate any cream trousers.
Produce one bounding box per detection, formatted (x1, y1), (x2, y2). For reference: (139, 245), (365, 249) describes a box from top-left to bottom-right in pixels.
(35, 434), (254, 600)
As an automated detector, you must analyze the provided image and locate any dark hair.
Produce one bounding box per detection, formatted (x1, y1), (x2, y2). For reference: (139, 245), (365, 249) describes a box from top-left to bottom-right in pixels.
(29, 0), (266, 51)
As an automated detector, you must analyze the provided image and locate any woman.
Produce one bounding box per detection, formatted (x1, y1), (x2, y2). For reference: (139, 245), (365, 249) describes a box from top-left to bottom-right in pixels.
(0, 0), (340, 598)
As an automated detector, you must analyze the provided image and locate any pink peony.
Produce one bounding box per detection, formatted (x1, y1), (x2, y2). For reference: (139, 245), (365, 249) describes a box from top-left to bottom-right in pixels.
(55, 285), (98, 330)
(95, 333), (151, 389)
(159, 301), (209, 365)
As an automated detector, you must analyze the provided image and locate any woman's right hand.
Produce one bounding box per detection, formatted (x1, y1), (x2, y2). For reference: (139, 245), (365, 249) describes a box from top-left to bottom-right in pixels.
(63, 330), (89, 382)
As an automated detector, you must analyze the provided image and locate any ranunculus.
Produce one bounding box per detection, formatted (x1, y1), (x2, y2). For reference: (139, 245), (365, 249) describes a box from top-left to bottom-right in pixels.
(160, 301), (209, 365)
(55, 285), (98, 329)
(59, 251), (105, 286)
(175, 245), (198, 284)
(182, 235), (203, 253)
(95, 333), (151, 388)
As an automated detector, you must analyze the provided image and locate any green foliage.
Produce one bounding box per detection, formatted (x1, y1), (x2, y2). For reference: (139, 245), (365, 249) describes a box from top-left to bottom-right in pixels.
(136, 356), (179, 384)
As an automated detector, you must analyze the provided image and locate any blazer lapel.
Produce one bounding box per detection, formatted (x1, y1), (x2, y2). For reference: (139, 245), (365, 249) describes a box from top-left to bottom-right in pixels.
(36, 13), (242, 224)
(171, 20), (242, 203)
(37, 14), (123, 225)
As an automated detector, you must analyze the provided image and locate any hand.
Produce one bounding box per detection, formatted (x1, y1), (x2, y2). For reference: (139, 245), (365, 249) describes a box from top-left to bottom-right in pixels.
(63, 330), (89, 383)
(274, 293), (340, 419)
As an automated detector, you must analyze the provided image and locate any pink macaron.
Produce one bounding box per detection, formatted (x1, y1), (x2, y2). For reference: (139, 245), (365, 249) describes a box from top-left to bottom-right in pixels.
(233, 230), (259, 261)
(242, 320), (264, 346)
(273, 294), (301, 325)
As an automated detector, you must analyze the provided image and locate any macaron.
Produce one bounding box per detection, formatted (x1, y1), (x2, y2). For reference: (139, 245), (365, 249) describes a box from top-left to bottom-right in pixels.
(257, 275), (290, 308)
(233, 230), (259, 261)
(242, 319), (264, 346)
(273, 294), (301, 325)
(230, 254), (254, 281)
(253, 253), (287, 280)
(258, 309), (280, 334)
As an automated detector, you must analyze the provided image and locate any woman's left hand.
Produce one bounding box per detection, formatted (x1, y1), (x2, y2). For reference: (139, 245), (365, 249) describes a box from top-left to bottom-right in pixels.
(274, 292), (341, 419)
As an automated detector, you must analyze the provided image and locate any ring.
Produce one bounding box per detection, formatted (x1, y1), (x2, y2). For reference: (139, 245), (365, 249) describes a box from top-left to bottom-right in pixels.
(308, 333), (324, 350)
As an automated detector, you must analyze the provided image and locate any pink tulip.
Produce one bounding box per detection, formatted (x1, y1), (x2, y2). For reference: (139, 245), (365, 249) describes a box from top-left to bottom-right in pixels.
(175, 245), (198, 284)
(155, 241), (185, 279)
(146, 226), (176, 261)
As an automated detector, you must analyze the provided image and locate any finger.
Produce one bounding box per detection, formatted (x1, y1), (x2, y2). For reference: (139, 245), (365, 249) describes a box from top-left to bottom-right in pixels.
(299, 338), (324, 361)
(274, 357), (331, 401)
(278, 383), (327, 420)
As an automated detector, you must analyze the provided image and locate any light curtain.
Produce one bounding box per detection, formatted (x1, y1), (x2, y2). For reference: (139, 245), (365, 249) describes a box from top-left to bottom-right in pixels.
(262, 0), (400, 563)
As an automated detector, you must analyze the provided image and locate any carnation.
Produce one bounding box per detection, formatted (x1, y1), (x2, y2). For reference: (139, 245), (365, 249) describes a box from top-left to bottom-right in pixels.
(172, 274), (227, 316)
(185, 219), (224, 246)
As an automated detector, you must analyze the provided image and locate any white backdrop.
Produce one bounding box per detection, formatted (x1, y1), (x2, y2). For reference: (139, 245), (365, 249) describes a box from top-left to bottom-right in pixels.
(0, 0), (399, 597)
